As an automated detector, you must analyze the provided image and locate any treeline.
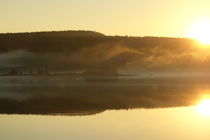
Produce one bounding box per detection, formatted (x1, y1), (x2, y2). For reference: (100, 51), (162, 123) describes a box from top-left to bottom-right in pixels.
(0, 30), (197, 53)
(0, 30), (106, 53)
(0, 30), (202, 72)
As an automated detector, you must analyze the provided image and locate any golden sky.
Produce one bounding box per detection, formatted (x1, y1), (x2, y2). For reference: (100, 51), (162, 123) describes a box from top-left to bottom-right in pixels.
(1, 0), (210, 37)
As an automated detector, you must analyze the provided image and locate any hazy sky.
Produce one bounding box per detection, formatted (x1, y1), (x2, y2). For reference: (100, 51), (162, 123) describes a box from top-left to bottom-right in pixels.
(1, 0), (210, 37)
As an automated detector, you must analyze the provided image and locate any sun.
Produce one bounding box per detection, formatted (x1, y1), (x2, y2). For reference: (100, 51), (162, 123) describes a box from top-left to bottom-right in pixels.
(188, 18), (210, 45)
(196, 99), (210, 116)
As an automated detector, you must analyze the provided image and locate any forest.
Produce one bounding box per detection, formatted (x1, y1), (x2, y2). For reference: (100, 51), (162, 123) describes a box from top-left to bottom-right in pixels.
(0, 30), (205, 74)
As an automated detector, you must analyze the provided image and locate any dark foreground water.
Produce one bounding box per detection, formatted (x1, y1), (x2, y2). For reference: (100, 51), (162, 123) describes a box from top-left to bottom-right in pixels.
(0, 76), (210, 140)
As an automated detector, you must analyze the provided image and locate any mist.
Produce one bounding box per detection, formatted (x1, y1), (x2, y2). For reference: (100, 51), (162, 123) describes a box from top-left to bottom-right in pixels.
(0, 31), (210, 74)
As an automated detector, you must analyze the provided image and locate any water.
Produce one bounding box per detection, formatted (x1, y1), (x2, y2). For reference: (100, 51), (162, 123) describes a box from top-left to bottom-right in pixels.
(1, 108), (210, 140)
(0, 76), (210, 140)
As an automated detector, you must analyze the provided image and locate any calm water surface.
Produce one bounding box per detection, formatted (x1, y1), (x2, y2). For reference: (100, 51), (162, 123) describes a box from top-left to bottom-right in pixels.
(0, 76), (210, 140)
(0, 108), (210, 140)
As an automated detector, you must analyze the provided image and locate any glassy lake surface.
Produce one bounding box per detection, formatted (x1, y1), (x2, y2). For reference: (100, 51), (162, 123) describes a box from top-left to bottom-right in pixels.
(0, 75), (210, 140)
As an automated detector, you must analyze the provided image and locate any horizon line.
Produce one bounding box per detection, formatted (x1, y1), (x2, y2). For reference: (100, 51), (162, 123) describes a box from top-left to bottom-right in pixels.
(0, 29), (194, 39)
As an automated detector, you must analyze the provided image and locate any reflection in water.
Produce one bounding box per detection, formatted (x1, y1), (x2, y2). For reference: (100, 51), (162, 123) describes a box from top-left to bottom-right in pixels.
(0, 76), (210, 115)
(196, 99), (210, 116)
(1, 76), (210, 140)
(0, 108), (210, 140)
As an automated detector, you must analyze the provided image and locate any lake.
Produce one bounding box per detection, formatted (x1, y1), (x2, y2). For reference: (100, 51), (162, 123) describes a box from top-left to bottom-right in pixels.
(0, 76), (210, 140)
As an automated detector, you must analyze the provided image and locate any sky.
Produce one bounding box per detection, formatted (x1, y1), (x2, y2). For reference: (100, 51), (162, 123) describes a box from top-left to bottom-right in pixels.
(1, 0), (210, 37)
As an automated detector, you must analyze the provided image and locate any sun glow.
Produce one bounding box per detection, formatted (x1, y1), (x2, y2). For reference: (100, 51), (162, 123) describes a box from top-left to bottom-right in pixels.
(188, 19), (210, 45)
(196, 99), (210, 116)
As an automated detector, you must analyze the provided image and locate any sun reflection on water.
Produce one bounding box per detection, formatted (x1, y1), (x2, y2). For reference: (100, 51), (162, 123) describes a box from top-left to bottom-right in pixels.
(196, 98), (210, 116)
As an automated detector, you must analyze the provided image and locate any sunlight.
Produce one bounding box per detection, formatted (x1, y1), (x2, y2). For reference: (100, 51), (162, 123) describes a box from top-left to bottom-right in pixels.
(188, 18), (210, 45)
(196, 99), (210, 116)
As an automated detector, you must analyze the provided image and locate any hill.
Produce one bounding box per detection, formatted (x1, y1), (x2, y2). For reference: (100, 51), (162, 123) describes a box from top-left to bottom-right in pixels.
(0, 30), (105, 52)
(0, 30), (206, 73)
